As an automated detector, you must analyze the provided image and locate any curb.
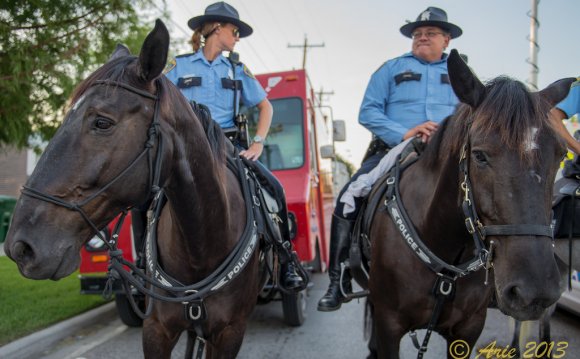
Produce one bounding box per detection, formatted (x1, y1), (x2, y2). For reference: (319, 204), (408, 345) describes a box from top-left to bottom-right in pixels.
(0, 302), (117, 359)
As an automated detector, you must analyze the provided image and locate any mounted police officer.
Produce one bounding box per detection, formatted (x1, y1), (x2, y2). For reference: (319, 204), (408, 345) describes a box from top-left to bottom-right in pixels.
(318, 6), (462, 311)
(164, 1), (304, 291)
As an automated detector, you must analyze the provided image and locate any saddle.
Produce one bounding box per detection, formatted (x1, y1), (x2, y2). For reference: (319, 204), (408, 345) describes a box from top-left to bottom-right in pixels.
(348, 141), (424, 290)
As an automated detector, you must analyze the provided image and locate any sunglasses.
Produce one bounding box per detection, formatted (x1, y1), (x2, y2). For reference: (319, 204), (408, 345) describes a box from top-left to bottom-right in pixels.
(205, 25), (239, 39)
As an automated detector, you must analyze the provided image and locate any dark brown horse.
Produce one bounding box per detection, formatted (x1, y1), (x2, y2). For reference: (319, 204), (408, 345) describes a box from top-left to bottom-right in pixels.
(4, 20), (265, 358)
(364, 51), (574, 358)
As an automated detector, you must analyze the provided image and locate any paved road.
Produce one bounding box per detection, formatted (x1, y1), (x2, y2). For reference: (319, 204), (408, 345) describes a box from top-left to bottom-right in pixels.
(32, 273), (580, 359)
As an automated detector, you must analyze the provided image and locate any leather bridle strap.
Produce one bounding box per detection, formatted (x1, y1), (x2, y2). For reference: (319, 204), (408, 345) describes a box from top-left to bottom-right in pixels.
(20, 79), (162, 250)
(458, 142), (553, 240)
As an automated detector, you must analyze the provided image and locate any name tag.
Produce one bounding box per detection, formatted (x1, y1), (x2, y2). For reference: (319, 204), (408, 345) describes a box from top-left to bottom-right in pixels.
(441, 74), (450, 84)
(394, 71), (422, 85)
(177, 76), (201, 88)
(221, 78), (243, 90)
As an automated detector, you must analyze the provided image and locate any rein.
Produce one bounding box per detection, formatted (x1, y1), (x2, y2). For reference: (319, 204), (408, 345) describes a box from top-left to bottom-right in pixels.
(384, 121), (554, 359)
(19, 79), (261, 322)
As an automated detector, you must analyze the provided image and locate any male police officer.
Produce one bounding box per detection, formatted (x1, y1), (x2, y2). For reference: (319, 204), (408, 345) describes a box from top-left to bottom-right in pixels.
(318, 7), (462, 311)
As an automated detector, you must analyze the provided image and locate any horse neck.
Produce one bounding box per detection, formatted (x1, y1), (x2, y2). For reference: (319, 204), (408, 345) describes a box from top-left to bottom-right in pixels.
(401, 145), (472, 257)
(159, 119), (239, 276)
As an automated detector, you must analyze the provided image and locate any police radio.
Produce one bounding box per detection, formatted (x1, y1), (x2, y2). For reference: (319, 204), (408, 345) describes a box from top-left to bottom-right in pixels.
(228, 52), (250, 149)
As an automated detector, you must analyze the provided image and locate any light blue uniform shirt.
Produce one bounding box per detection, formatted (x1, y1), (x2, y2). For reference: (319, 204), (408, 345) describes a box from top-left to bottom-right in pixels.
(359, 52), (459, 148)
(165, 51), (266, 128)
(556, 78), (580, 118)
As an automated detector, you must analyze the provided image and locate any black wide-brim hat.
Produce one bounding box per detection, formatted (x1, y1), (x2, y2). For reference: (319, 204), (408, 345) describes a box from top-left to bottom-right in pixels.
(400, 7), (462, 39)
(187, 1), (253, 38)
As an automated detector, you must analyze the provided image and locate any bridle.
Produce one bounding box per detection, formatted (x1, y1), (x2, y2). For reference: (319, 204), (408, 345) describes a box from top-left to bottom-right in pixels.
(21, 77), (262, 323)
(458, 122), (554, 274)
(21, 79), (165, 249)
(388, 118), (555, 359)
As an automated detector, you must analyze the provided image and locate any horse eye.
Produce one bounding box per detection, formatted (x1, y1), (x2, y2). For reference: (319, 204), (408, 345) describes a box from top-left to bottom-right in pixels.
(472, 150), (488, 164)
(93, 117), (114, 130)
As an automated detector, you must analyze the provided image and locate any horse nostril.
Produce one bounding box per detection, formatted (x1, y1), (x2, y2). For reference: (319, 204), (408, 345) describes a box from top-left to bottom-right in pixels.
(503, 284), (523, 304)
(12, 241), (35, 264)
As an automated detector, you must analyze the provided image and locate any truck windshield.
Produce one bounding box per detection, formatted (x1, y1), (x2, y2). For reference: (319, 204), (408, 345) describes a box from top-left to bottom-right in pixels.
(245, 97), (304, 170)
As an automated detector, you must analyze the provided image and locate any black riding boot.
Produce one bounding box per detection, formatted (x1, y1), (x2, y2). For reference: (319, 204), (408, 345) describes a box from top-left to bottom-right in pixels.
(317, 215), (354, 311)
(278, 205), (305, 291)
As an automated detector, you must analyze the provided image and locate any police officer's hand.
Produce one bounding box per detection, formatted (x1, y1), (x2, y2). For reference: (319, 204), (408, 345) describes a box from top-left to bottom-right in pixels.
(240, 142), (263, 161)
(403, 121), (439, 143)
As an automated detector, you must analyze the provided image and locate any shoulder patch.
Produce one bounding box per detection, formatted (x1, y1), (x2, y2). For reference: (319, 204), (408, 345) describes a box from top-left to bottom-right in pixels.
(163, 57), (176, 74)
(242, 64), (255, 79)
(571, 77), (580, 88)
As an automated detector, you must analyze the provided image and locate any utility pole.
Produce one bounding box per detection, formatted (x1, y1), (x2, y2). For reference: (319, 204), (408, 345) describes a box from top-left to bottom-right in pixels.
(288, 35), (324, 69)
(317, 87), (335, 107)
(526, 0), (540, 90)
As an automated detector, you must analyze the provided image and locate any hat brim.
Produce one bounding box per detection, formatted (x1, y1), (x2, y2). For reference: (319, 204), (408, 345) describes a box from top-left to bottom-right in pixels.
(400, 21), (462, 39)
(187, 15), (253, 38)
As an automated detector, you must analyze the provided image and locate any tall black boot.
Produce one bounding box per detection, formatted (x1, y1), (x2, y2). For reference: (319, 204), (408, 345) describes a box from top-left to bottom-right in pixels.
(277, 200), (306, 291)
(317, 214), (354, 311)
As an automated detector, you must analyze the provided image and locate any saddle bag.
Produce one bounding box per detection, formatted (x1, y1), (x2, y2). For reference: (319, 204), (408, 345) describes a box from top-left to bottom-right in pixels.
(552, 177), (580, 238)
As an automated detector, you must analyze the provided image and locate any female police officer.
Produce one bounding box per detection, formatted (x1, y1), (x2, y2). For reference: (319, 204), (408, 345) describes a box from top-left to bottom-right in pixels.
(165, 1), (304, 290)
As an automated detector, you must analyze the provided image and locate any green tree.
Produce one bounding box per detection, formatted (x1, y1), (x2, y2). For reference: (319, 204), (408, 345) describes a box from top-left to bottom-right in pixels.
(0, 0), (160, 149)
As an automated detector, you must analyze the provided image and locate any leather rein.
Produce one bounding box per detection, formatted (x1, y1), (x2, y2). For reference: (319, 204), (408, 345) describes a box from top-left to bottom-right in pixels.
(383, 121), (554, 359)
(385, 124), (553, 280)
(20, 79), (260, 318)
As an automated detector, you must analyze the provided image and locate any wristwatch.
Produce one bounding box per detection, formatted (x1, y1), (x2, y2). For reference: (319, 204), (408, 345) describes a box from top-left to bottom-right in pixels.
(253, 135), (264, 144)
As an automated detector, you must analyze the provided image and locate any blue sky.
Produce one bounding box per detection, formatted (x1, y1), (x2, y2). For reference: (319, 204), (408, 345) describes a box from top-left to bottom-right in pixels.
(164, 0), (580, 165)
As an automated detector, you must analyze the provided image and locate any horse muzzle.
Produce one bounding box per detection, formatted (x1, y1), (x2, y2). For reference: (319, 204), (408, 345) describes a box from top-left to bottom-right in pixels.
(493, 238), (562, 320)
(5, 230), (80, 280)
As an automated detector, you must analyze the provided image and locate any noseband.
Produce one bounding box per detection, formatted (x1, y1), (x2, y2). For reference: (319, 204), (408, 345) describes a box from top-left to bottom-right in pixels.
(21, 79), (164, 249)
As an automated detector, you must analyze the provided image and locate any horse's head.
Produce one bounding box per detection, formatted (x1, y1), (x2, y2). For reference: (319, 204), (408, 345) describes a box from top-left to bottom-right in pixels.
(4, 20), (173, 280)
(446, 49), (575, 320)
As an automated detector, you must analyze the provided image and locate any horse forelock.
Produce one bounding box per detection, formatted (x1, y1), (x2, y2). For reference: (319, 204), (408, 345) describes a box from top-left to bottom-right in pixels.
(470, 77), (554, 162)
(69, 56), (137, 107)
(68, 56), (227, 165)
(423, 77), (557, 168)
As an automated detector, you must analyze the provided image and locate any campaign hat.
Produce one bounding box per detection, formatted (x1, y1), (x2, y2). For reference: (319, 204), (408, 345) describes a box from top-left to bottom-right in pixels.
(400, 7), (462, 39)
(187, 2), (253, 38)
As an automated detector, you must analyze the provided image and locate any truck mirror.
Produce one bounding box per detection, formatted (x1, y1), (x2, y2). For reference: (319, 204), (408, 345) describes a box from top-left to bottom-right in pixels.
(333, 120), (346, 142)
(320, 144), (334, 159)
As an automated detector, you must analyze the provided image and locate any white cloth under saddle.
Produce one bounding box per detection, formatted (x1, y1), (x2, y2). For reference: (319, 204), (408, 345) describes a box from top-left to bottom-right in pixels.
(340, 137), (415, 217)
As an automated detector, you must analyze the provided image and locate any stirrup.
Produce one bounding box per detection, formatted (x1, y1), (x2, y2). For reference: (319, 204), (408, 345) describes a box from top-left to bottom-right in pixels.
(340, 261), (369, 300)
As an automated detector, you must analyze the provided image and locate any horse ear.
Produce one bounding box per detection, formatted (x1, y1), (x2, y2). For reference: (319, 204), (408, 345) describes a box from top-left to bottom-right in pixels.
(138, 19), (170, 82)
(447, 49), (486, 108)
(537, 78), (576, 107)
(110, 44), (131, 60)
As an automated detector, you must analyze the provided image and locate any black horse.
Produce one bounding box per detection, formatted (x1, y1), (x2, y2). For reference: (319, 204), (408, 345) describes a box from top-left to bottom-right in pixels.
(361, 50), (574, 358)
(4, 20), (289, 358)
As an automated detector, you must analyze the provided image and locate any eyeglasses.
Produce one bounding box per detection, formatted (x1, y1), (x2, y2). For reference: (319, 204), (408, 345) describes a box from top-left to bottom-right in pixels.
(232, 27), (240, 38)
(411, 31), (447, 39)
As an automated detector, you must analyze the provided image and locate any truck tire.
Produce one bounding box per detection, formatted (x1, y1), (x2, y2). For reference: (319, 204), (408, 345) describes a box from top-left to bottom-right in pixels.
(115, 293), (144, 327)
(282, 289), (307, 326)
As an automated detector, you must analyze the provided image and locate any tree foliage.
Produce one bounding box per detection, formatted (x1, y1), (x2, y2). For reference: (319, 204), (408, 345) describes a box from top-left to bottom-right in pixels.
(0, 0), (159, 149)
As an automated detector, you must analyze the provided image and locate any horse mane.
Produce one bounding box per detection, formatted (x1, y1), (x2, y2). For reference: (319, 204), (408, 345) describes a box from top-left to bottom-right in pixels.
(68, 55), (226, 164)
(422, 76), (556, 166)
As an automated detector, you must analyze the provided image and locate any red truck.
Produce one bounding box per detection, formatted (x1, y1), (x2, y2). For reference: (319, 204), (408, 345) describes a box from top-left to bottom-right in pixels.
(79, 68), (345, 326)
